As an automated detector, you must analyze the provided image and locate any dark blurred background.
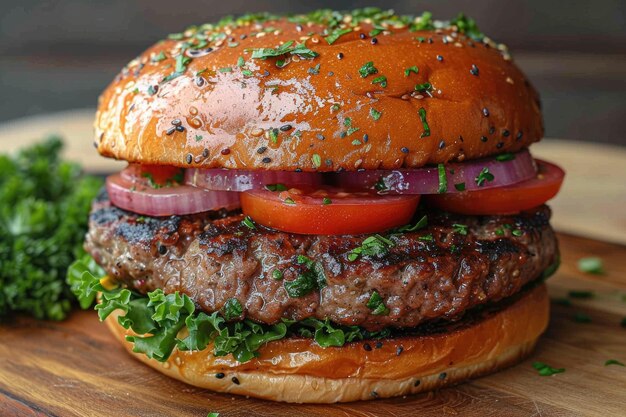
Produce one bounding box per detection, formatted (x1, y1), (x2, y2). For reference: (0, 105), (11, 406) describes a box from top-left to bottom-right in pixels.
(0, 0), (624, 145)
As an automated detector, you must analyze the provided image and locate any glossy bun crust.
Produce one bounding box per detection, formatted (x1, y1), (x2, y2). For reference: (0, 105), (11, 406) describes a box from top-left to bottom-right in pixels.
(106, 283), (548, 403)
(95, 10), (543, 171)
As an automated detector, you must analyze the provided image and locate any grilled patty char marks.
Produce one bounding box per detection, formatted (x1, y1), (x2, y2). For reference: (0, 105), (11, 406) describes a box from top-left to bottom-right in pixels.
(85, 191), (558, 331)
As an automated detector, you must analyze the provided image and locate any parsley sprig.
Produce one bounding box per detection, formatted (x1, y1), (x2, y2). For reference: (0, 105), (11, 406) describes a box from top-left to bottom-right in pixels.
(250, 40), (318, 59)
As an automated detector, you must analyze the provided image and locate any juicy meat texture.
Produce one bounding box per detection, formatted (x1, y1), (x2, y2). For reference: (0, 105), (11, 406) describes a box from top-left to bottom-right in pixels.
(85, 191), (558, 331)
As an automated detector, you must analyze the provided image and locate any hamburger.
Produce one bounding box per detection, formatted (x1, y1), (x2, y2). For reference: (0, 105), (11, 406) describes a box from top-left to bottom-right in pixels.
(70, 8), (564, 403)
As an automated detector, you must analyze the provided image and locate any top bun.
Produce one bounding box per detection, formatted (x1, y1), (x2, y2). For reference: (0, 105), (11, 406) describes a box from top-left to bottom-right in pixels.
(95, 9), (543, 171)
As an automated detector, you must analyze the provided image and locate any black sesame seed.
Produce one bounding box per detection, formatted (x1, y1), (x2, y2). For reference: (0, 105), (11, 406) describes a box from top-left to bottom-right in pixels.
(195, 77), (205, 87)
(396, 346), (404, 356)
(263, 70), (270, 77)
(371, 37), (378, 45)
(371, 391), (379, 398)
(480, 136), (488, 142)
(257, 146), (267, 154)
(202, 148), (209, 157)
(359, 33), (366, 39)
(215, 372), (225, 379)
(262, 157), (272, 163)
(295, 168), (302, 172)
(157, 244), (167, 255)
(428, 38), (433, 44)
(375, 341), (383, 349)
(92, 141), (98, 148)
(502, 129), (510, 137)
(175, 125), (185, 132)
(363, 134), (369, 143)
(470, 64), (479, 76)
(316, 134), (325, 140)
(439, 140), (446, 149)
(482, 108), (489, 117)
(325, 159), (332, 166)
(401, 147), (409, 153)
(458, 135), (464, 142)
(516, 131), (524, 140)
(328, 71), (334, 76)
(221, 148), (231, 155)
(166, 127), (176, 135)
(363, 343), (372, 351)
(437, 55), (444, 61)
(439, 372), (447, 380)
(337, 52), (344, 59)
(496, 141), (504, 149)
(185, 154), (193, 164)
(280, 124), (293, 131)
(231, 376), (240, 385)
(414, 379), (421, 387)
(171, 119), (182, 126)
(489, 126), (496, 135)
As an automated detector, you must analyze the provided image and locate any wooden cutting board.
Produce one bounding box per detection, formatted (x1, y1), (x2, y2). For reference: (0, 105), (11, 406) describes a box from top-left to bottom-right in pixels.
(1, 233), (625, 417)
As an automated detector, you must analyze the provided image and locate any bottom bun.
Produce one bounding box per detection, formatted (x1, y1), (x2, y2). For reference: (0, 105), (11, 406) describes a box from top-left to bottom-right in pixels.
(106, 283), (549, 403)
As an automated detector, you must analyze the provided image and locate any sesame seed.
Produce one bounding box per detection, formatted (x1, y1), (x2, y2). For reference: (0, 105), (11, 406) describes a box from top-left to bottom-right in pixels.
(401, 147), (409, 153)
(215, 372), (225, 379)
(371, 37), (378, 45)
(516, 131), (523, 140)
(280, 124), (293, 131)
(359, 33), (366, 39)
(328, 71), (334, 76)
(470, 64), (479, 76)
(175, 125), (185, 132)
(166, 127), (176, 135)
(221, 148), (231, 155)
(482, 108), (489, 117)
(157, 244), (167, 255)
(316, 133), (325, 140)
(262, 157), (272, 163)
(263, 70), (270, 77)
(195, 77), (205, 87)
(438, 140), (446, 149)
(296, 24), (303, 32)
(496, 141), (504, 149)
(231, 376), (240, 385)
(414, 379), (421, 387)
(171, 119), (182, 126)
(396, 346), (404, 356)
(371, 391), (379, 398)
(185, 154), (193, 164)
(375, 341), (383, 349)
(202, 148), (209, 157)
(437, 55), (444, 61)
(257, 146), (267, 154)
(337, 52), (344, 59)
(502, 129), (510, 137)
(439, 372), (447, 380)
(489, 126), (496, 135)
(363, 343), (372, 351)
(363, 134), (369, 143)
(481, 136), (488, 142)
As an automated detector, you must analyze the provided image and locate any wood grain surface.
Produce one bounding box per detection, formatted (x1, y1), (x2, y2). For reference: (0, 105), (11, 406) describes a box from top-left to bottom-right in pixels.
(1, 233), (625, 417)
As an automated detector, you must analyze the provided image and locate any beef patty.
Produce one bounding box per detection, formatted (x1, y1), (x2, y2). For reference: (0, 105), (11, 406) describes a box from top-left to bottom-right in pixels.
(85, 190), (558, 331)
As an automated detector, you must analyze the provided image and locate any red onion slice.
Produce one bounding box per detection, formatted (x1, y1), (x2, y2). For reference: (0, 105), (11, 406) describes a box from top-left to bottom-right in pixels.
(185, 168), (322, 192)
(335, 150), (537, 194)
(106, 173), (240, 217)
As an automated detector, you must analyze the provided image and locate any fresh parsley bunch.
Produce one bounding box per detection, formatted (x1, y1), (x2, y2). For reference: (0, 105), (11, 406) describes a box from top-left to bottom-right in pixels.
(0, 137), (102, 320)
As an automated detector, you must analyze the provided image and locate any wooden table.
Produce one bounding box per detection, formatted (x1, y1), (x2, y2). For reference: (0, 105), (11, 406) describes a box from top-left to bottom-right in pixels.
(1, 111), (625, 416)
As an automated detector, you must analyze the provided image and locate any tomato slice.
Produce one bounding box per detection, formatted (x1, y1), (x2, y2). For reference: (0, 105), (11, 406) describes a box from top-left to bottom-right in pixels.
(424, 160), (564, 215)
(241, 187), (420, 235)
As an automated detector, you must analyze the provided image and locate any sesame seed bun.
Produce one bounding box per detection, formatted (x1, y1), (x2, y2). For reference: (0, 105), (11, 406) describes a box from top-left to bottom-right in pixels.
(94, 11), (543, 171)
(105, 283), (549, 403)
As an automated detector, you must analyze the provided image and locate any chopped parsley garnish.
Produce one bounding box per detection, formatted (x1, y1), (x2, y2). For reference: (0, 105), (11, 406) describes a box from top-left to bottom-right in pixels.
(359, 61), (378, 78)
(495, 153), (515, 162)
(284, 197), (296, 205)
(322, 197), (332, 205)
(577, 257), (604, 275)
(152, 51), (167, 62)
(218, 67), (232, 73)
(175, 54), (191, 73)
(475, 167), (494, 187)
(404, 66), (419, 76)
(573, 312), (592, 323)
(568, 290), (594, 299)
(532, 362), (565, 376)
(411, 11), (434, 31)
(395, 215), (428, 233)
(325, 28), (353, 45)
(418, 107), (430, 137)
(454, 182), (466, 191)
(374, 177), (388, 192)
(450, 13), (484, 40)
(237, 56), (245, 67)
(272, 269), (283, 280)
(284, 255), (326, 298)
(366, 291), (390, 316)
(312, 154), (322, 168)
(512, 229), (523, 237)
(222, 298), (243, 320)
(241, 216), (256, 230)
(414, 82), (432, 93)
(347, 235), (395, 262)
(418, 234), (434, 242)
(370, 108), (382, 121)
(372, 75), (388, 88)
(605, 359), (625, 367)
(250, 40), (318, 59)
(453, 223), (468, 235)
(241, 69), (253, 77)
(308, 63), (321, 75)
(437, 164), (447, 193)
(265, 183), (288, 192)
